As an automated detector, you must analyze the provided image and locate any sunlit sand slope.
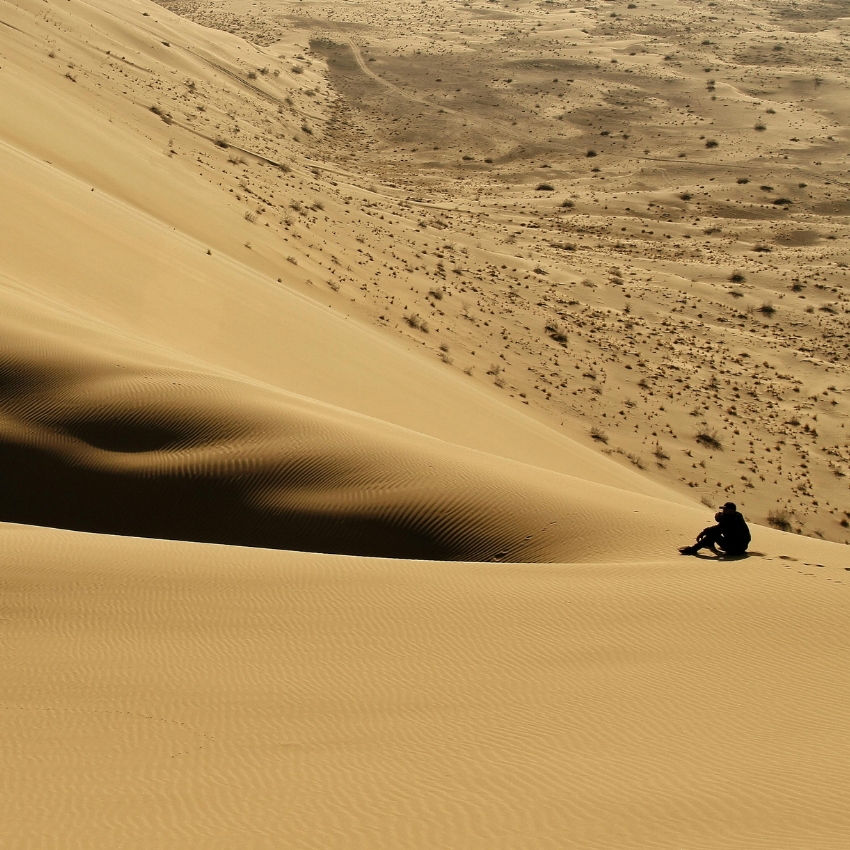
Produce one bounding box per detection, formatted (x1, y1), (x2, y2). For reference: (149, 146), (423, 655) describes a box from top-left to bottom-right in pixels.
(2, 523), (848, 849)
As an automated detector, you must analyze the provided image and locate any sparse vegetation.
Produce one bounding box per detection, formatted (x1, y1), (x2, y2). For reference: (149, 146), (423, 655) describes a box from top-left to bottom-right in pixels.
(545, 321), (568, 345)
(405, 313), (429, 332)
(536, 183), (554, 191)
(729, 272), (746, 283)
(767, 509), (793, 532)
(696, 425), (722, 449)
(590, 426), (609, 444)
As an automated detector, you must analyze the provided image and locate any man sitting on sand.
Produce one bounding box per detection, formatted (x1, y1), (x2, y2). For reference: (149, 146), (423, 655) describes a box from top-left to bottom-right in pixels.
(680, 501), (751, 557)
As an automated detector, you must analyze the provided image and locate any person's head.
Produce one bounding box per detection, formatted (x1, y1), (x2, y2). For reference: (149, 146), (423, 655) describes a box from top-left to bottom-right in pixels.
(721, 501), (737, 513)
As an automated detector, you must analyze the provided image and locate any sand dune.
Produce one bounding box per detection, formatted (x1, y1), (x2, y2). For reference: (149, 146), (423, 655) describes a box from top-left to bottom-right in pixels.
(2, 523), (849, 848)
(1, 0), (848, 845)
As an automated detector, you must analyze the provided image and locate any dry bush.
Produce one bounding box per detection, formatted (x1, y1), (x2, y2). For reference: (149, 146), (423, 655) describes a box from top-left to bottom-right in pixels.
(545, 321), (568, 345)
(590, 426), (609, 444)
(696, 425), (722, 450)
(767, 509), (792, 532)
(405, 313), (429, 333)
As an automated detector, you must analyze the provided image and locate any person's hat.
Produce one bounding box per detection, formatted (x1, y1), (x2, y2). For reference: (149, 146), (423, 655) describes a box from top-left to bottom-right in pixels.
(722, 501), (737, 510)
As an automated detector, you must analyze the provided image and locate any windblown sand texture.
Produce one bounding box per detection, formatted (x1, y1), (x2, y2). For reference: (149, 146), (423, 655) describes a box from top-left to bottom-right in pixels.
(1, 0), (849, 845)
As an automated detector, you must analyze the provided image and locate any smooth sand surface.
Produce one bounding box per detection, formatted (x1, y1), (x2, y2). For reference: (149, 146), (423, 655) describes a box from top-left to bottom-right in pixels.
(3, 522), (849, 848)
(1, 0), (849, 844)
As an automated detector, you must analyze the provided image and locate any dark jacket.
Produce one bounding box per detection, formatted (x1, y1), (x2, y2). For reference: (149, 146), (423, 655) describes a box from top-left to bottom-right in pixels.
(714, 510), (751, 550)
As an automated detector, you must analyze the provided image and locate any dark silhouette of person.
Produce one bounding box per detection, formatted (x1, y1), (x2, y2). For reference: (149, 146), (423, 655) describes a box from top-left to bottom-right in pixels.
(680, 501), (751, 556)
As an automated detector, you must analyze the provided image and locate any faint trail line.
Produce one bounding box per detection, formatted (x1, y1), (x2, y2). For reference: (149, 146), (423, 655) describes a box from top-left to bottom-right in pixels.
(330, 26), (457, 115)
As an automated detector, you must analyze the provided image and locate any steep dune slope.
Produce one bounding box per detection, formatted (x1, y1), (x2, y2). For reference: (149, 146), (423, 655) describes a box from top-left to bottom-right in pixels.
(0, 0), (697, 559)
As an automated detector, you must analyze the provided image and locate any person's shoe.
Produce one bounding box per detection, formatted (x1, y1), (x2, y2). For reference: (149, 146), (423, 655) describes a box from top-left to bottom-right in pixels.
(679, 545), (699, 555)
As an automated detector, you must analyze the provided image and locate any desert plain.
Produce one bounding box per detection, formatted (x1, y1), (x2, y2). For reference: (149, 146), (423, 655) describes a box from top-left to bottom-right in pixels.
(1, 0), (849, 845)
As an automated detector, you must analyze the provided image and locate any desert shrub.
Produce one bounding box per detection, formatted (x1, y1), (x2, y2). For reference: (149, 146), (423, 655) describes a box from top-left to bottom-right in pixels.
(705, 139), (719, 148)
(214, 137), (229, 149)
(561, 199), (575, 208)
(737, 177), (749, 184)
(679, 192), (692, 201)
(536, 183), (554, 191)
(696, 425), (722, 449)
(729, 271), (746, 283)
(757, 302), (776, 315)
(627, 453), (645, 469)
(753, 245), (772, 252)
(773, 197), (792, 206)
(767, 509), (792, 531)
(244, 211), (257, 223)
(404, 313), (429, 332)
(428, 287), (445, 300)
(247, 70), (257, 80)
(590, 426), (608, 443)
(754, 121), (766, 131)
(586, 150), (597, 158)
(545, 321), (568, 344)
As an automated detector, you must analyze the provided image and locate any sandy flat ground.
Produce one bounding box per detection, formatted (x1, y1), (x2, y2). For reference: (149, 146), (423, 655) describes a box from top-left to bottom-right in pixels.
(1, 0), (849, 845)
(3, 522), (849, 848)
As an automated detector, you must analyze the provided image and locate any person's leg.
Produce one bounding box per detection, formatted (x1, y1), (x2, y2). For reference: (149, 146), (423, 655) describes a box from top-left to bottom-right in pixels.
(715, 535), (747, 557)
(681, 526), (722, 555)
